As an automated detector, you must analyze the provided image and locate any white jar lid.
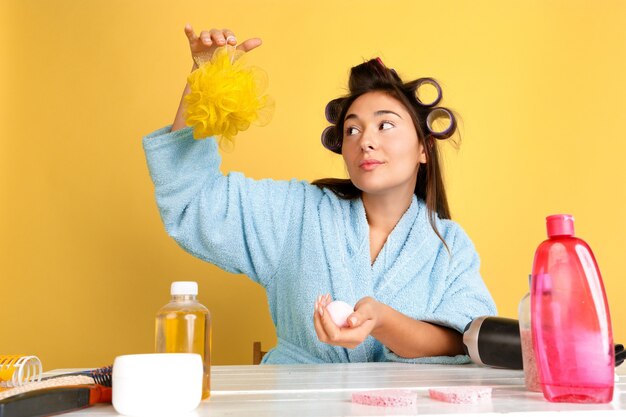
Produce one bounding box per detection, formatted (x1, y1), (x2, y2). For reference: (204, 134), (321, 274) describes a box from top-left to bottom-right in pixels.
(112, 353), (202, 416)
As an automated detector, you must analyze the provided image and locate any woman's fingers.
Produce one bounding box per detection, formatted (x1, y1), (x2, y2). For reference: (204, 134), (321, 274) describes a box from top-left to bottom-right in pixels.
(322, 293), (331, 307)
(222, 28), (237, 45)
(346, 312), (361, 328)
(314, 294), (337, 341)
(197, 30), (213, 45)
(185, 24), (262, 59)
(236, 38), (262, 53)
(313, 297), (330, 342)
(184, 23), (197, 42)
(209, 28), (228, 45)
(313, 311), (327, 340)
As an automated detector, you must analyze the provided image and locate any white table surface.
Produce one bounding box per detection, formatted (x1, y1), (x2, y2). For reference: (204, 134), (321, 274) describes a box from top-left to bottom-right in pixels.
(44, 363), (626, 416)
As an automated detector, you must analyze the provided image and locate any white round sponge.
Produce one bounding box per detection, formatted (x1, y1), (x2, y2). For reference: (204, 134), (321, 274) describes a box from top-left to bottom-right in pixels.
(326, 300), (354, 328)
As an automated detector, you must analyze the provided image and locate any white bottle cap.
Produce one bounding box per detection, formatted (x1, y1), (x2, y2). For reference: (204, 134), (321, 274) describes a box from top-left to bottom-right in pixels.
(170, 281), (198, 296)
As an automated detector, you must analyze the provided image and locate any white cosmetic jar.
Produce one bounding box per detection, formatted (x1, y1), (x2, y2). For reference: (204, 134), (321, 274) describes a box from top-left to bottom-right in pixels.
(112, 353), (203, 417)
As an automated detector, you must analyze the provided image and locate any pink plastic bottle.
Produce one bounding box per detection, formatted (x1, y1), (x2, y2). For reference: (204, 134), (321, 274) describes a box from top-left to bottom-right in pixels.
(530, 214), (614, 403)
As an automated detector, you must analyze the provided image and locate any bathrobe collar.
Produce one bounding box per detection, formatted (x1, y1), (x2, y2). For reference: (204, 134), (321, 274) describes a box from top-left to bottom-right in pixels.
(320, 194), (433, 361)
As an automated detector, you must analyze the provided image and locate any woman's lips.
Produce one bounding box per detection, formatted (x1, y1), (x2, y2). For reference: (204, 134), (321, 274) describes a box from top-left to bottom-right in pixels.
(359, 160), (383, 171)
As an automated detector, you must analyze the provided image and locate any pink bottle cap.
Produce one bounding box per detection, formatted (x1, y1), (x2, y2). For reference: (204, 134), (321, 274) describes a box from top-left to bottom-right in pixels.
(546, 214), (575, 237)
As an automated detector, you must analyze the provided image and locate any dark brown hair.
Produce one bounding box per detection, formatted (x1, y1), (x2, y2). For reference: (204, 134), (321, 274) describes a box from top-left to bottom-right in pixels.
(313, 58), (457, 248)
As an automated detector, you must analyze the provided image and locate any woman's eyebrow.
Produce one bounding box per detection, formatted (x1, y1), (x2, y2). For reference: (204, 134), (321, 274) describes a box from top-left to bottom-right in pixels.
(344, 110), (402, 122)
(375, 110), (402, 118)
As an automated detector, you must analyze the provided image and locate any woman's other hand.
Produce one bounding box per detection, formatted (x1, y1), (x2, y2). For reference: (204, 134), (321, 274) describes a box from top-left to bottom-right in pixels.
(313, 295), (379, 349)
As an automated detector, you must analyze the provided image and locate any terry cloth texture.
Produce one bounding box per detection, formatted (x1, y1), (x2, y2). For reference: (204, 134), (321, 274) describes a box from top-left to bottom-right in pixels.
(143, 126), (497, 364)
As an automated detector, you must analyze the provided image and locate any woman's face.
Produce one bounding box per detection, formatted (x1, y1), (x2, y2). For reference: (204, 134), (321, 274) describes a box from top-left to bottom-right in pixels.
(341, 91), (426, 198)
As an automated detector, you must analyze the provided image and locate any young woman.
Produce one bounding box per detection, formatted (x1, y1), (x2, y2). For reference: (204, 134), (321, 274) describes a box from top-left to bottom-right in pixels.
(143, 25), (496, 364)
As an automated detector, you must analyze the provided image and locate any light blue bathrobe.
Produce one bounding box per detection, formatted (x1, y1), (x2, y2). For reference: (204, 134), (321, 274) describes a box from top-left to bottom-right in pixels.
(143, 126), (497, 364)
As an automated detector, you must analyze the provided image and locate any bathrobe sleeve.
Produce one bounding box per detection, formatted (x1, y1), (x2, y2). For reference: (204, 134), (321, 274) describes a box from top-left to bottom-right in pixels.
(426, 223), (497, 332)
(384, 222), (497, 364)
(142, 126), (310, 286)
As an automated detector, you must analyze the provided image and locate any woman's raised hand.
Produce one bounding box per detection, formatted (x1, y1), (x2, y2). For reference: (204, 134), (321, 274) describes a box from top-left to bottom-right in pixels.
(171, 25), (263, 131)
(184, 24), (262, 66)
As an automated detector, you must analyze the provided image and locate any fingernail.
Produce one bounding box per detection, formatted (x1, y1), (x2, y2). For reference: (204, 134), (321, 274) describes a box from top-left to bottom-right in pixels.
(350, 317), (357, 326)
(318, 307), (324, 317)
(226, 35), (237, 44)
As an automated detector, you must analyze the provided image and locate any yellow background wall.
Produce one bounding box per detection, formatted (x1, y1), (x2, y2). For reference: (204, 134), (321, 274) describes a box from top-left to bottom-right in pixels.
(1, 0), (624, 369)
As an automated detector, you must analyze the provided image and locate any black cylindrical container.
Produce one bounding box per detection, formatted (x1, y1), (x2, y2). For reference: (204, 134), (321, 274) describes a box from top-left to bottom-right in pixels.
(462, 316), (523, 369)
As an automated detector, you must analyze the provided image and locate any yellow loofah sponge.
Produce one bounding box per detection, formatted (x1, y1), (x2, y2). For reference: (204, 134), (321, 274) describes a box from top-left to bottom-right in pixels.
(184, 46), (274, 146)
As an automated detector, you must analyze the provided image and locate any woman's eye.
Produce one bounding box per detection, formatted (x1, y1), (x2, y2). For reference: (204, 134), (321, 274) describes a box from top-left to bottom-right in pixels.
(346, 126), (359, 136)
(380, 121), (394, 130)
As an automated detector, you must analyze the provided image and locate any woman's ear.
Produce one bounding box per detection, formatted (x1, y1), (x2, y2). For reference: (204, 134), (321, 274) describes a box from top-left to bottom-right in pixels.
(418, 141), (428, 164)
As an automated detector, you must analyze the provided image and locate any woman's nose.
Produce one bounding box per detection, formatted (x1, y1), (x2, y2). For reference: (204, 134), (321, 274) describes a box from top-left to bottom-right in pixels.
(359, 129), (377, 151)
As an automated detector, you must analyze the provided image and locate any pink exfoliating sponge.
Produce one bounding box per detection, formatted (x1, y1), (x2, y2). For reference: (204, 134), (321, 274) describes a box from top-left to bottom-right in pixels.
(428, 386), (492, 404)
(325, 300), (354, 328)
(352, 389), (417, 407)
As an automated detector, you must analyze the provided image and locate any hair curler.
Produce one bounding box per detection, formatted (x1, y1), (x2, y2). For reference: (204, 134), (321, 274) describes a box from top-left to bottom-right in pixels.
(0, 355), (42, 387)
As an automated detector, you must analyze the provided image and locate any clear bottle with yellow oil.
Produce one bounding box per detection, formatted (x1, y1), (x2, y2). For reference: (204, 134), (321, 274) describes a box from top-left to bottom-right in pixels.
(155, 281), (211, 399)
